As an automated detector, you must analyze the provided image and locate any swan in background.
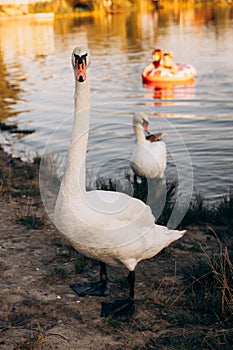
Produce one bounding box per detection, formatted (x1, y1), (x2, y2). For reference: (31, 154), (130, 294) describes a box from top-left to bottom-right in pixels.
(130, 113), (167, 219)
(130, 112), (167, 180)
(54, 46), (186, 318)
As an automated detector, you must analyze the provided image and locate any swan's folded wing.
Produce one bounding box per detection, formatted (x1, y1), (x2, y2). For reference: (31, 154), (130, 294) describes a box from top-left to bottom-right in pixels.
(67, 190), (156, 248)
(56, 191), (155, 248)
(55, 189), (185, 270)
(55, 190), (157, 258)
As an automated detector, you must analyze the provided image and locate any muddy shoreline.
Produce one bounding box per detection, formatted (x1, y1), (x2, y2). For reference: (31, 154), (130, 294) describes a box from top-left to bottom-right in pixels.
(0, 145), (232, 349)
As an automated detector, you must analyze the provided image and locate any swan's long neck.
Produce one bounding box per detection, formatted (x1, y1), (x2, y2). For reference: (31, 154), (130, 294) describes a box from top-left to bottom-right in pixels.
(61, 74), (90, 197)
(134, 122), (146, 143)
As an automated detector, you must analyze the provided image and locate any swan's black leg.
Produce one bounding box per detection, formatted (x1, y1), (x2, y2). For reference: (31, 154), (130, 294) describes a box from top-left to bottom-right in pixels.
(70, 261), (110, 297)
(101, 271), (135, 318)
(128, 270), (135, 300)
(133, 175), (148, 203)
(100, 261), (108, 282)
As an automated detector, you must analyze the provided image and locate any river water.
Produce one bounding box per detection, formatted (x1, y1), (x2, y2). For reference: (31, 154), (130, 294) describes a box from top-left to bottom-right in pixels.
(0, 6), (232, 203)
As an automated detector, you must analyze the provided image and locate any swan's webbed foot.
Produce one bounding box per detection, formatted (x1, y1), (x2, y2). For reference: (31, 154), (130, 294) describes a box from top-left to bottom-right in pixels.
(101, 298), (134, 318)
(70, 280), (110, 297)
(101, 271), (135, 318)
(70, 261), (110, 297)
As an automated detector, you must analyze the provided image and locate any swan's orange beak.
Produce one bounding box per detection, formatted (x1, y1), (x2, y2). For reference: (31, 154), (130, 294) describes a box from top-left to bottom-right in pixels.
(74, 54), (87, 82)
(143, 119), (150, 134)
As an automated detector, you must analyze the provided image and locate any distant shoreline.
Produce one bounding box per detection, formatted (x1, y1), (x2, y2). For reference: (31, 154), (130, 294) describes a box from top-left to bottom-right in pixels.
(0, 11), (55, 21)
(0, 1), (232, 21)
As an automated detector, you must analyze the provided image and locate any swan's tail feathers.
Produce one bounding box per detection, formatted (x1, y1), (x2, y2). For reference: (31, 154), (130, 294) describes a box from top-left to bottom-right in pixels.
(168, 228), (185, 246)
(157, 227), (186, 251)
(168, 229), (186, 240)
(177, 229), (186, 237)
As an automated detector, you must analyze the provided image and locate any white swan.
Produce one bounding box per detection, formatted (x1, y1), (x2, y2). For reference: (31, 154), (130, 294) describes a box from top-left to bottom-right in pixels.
(130, 112), (167, 179)
(54, 46), (186, 317)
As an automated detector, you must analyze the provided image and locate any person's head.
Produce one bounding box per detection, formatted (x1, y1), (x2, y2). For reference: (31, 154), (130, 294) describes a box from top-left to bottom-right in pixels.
(152, 49), (163, 62)
(163, 52), (173, 67)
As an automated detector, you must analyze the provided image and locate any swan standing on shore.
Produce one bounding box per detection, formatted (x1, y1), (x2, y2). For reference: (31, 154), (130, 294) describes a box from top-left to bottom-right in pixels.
(54, 46), (186, 317)
(130, 112), (167, 179)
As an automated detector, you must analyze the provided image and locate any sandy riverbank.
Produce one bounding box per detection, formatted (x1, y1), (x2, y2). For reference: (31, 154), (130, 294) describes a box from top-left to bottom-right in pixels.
(0, 145), (232, 349)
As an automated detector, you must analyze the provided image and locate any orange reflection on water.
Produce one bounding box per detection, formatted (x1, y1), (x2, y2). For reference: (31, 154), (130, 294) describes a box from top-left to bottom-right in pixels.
(143, 79), (196, 107)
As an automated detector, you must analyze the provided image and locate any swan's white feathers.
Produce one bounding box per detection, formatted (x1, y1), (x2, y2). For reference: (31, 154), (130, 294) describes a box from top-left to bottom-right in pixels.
(130, 112), (167, 178)
(54, 46), (186, 273)
(55, 189), (185, 271)
(131, 140), (166, 178)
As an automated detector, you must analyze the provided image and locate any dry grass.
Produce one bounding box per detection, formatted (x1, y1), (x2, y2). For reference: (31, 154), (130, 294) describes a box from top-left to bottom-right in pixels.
(199, 227), (233, 320)
(0, 166), (12, 195)
(13, 324), (47, 350)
